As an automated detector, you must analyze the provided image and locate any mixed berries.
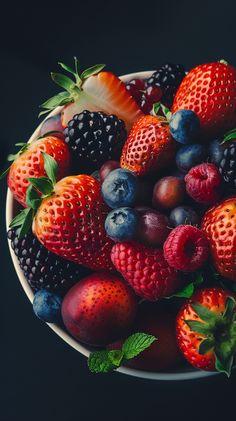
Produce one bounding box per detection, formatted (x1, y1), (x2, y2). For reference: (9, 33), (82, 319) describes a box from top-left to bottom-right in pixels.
(4, 58), (236, 377)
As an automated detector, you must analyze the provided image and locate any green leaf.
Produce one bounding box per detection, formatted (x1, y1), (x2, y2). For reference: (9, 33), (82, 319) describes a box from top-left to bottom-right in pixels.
(0, 166), (11, 179)
(18, 208), (34, 238)
(42, 152), (58, 185)
(74, 57), (80, 75)
(58, 61), (76, 76)
(51, 72), (75, 92)
(167, 273), (204, 299)
(160, 104), (172, 121)
(26, 185), (41, 210)
(223, 296), (236, 321)
(152, 102), (161, 115)
(9, 208), (32, 229)
(215, 353), (233, 377)
(222, 129), (236, 143)
(88, 351), (115, 373)
(40, 91), (71, 111)
(191, 302), (217, 323)
(80, 64), (106, 80)
(122, 333), (157, 360)
(184, 320), (211, 336)
(28, 177), (53, 196)
(199, 339), (214, 355)
(15, 142), (27, 147)
(219, 59), (229, 65)
(107, 350), (124, 367)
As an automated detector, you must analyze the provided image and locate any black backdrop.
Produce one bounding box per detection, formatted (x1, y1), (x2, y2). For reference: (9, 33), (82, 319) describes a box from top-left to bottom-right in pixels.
(1, 1), (236, 420)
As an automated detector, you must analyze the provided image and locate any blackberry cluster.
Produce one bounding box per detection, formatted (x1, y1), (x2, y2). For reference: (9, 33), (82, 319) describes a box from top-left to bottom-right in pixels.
(64, 111), (127, 171)
(219, 142), (236, 189)
(147, 63), (186, 107)
(8, 228), (90, 295)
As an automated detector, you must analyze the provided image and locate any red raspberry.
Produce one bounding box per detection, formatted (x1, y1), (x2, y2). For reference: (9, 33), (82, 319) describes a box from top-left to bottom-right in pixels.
(185, 163), (222, 204)
(111, 241), (182, 301)
(163, 225), (209, 272)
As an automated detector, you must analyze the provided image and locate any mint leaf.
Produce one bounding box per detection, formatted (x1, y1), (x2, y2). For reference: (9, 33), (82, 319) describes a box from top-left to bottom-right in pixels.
(42, 152), (58, 185)
(26, 185), (41, 210)
(107, 350), (124, 367)
(88, 351), (115, 373)
(80, 64), (106, 80)
(122, 333), (157, 360)
(28, 176), (53, 196)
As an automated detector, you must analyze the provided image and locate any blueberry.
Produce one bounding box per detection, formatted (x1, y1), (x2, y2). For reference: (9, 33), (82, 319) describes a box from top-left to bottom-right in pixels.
(208, 139), (224, 166)
(33, 289), (62, 323)
(105, 207), (138, 241)
(101, 168), (138, 209)
(170, 110), (200, 144)
(169, 206), (200, 227)
(176, 144), (207, 173)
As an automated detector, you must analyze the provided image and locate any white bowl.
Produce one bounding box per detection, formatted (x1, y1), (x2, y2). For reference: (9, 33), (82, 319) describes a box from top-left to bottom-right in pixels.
(6, 70), (217, 381)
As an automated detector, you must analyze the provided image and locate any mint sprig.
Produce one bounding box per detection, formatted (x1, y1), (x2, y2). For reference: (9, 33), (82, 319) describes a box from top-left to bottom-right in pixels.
(88, 333), (157, 374)
(39, 58), (106, 117)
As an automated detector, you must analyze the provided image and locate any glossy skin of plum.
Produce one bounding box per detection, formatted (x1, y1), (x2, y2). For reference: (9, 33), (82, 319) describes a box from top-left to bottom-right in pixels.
(135, 207), (170, 246)
(169, 205), (200, 227)
(61, 273), (137, 346)
(152, 176), (185, 210)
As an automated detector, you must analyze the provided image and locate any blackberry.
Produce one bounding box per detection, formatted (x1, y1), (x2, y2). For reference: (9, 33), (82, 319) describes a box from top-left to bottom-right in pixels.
(147, 63), (186, 107)
(219, 142), (236, 189)
(8, 228), (90, 295)
(64, 111), (127, 171)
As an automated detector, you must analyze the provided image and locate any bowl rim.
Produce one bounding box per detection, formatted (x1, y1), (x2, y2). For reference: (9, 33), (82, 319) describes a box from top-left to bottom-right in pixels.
(5, 70), (217, 381)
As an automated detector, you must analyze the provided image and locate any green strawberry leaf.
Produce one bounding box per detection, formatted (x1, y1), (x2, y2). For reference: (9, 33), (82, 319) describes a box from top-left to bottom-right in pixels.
(199, 338), (214, 355)
(191, 303), (217, 323)
(9, 208), (31, 229)
(80, 64), (106, 80)
(51, 72), (75, 92)
(40, 91), (71, 113)
(122, 333), (157, 360)
(88, 350), (115, 373)
(223, 296), (236, 321)
(28, 176), (53, 196)
(222, 128), (236, 143)
(184, 320), (211, 336)
(42, 152), (58, 185)
(219, 59), (229, 65)
(167, 272), (204, 299)
(58, 61), (76, 77)
(152, 102), (161, 115)
(0, 166), (11, 179)
(26, 185), (41, 210)
(215, 353), (233, 377)
(9, 207), (34, 238)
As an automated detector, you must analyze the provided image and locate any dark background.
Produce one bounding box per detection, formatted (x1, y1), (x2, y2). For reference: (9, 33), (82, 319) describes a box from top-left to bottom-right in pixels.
(1, 1), (236, 420)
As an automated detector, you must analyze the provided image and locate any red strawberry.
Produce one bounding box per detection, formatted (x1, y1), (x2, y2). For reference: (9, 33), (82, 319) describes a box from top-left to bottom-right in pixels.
(7, 136), (70, 208)
(120, 115), (176, 176)
(176, 288), (236, 376)
(31, 175), (114, 271)
(111, 241), (182, 301)
(40, 59), (143, 131)
(201, 197), (236, 281)
(172, 62), (236, 137)
(62, 272), (137, 346)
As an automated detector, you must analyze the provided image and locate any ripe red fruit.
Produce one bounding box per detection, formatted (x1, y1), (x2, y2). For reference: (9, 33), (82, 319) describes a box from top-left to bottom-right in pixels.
(8, 136), (70, 208)
(164, 225), (209, 272)
(202, 197), (236, 281)
(111, 241), (182, 301)
(99, 160), (120, 183)
(172, 62), (236, 137)
(176, 288), (236, 375)
(33, 175), (114, 271)
(120, 115), (176, 176)
(152, 176), (185, 210)
(108, 302), (182, 371)
(61, 273), (137, 346)
(185, 163), (222, 204)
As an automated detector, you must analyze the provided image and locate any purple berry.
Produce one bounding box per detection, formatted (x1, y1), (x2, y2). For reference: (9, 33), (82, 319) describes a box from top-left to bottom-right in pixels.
(136, 207), (170, 247)
(169, 206), (200, 227)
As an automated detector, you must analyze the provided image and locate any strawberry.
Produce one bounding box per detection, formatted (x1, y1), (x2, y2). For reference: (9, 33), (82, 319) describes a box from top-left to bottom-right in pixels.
(111, 241), (182, 301)
(40, 58), (143, 131)
(172, 61), (236, 137)
(10, 154), (114, 271)
(120, 115), (176, 176)
(5, 136), (70, 208)
(176, 288), (236, 376)
(201, 197), (236, 281)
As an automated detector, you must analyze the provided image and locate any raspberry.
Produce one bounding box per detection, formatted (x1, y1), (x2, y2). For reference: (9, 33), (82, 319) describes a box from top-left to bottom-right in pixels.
(185, 163), (222, 204)
(111, 241), (182, 301)
(163, 225), (209, 272)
